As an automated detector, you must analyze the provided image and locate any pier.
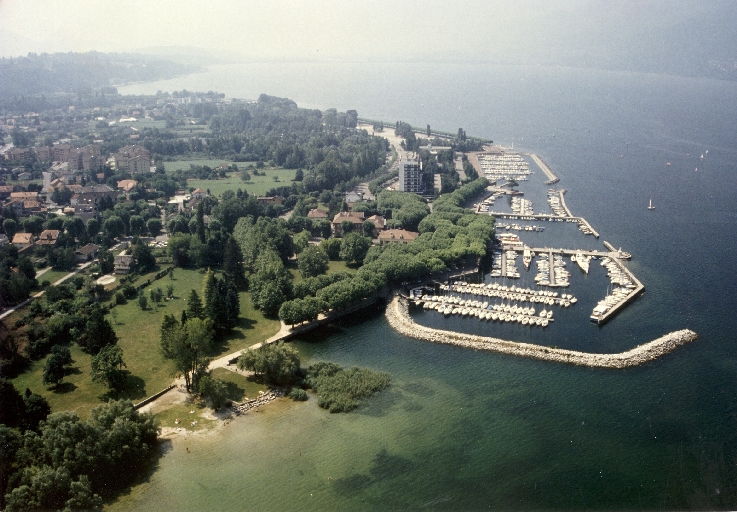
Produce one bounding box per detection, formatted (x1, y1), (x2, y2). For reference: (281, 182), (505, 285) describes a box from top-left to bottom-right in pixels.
(386, 296), (697, 368)
(488, 211), (600, 238)
(524, 153), (560, 184)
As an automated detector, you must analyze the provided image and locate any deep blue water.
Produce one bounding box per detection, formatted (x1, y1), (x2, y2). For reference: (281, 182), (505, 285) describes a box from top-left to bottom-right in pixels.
(115, 62), (737, 510)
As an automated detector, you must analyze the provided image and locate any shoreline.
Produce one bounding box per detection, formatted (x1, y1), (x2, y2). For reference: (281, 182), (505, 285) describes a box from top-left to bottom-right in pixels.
(385, 296), (697, 368)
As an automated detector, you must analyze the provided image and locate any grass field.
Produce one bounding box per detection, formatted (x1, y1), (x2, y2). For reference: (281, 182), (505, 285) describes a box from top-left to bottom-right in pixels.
(162, 159), (245, 174)
(11, 268), (281, 418)
(188, 168), (297, 198)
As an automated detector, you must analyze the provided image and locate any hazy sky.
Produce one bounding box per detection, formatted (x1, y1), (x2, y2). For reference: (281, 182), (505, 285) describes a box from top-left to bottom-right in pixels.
(1, 1), (736, 73)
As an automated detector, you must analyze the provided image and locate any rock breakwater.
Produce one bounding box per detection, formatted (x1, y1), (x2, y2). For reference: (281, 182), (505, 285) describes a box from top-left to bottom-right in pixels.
(230, 388), (285, 415)
(386, 297), (697, 368)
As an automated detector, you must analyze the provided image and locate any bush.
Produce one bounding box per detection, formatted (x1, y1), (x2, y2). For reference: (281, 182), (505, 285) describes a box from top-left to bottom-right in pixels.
(305, 362), (391, 413)
(40, 280), (50, 288)
(288, 388), (308, 401)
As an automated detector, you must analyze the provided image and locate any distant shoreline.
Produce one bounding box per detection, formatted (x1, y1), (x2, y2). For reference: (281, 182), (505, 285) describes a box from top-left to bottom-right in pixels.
(385, 296), (697, 368)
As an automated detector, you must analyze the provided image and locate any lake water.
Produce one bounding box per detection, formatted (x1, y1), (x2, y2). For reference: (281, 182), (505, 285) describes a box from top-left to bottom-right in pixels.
(111, 62), (737, 510)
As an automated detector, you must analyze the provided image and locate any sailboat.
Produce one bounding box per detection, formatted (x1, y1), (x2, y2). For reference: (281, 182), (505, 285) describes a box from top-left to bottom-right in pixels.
(648, 198), (655, 210)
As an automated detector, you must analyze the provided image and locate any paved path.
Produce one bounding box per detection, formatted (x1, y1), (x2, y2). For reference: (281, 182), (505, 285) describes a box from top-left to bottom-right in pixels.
(0, 262), (93, 321)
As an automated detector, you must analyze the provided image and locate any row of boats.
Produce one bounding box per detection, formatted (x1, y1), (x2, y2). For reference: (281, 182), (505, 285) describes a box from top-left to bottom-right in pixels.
(437, 282), (577, 307)
(590, 257), (639, 322)
(511, 196), (534, 216)
(535, 254), (570, 287)
(478, 153), (532, 182)
(416, 295), (552, 327)
(497, 223), (546, 232)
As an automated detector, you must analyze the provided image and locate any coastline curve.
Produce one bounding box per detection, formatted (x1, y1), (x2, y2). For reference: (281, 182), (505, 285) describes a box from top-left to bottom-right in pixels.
(385, 296), (697, 368)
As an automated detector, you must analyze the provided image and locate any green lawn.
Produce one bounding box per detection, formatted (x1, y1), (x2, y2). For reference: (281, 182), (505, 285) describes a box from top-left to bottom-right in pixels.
(37, 269), (75, 285)
(210, 367), (269, 402)
(11, 268), (281, 418)
(162, 159), (245, 174)
(188, 168), (297, 198)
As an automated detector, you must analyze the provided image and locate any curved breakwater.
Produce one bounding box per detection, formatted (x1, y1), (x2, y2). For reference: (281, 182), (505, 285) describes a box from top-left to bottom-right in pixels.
(385, 296), (697, 368)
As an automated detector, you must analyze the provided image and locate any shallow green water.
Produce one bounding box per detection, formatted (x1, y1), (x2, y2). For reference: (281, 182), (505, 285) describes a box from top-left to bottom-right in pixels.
(110, 311), (733, 511)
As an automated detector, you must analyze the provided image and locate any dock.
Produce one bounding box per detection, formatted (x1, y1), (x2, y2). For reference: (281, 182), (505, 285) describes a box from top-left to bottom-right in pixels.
(596, 256), (644, 325)
(525, 153), (560, 184)
(488, 211), (600, 238)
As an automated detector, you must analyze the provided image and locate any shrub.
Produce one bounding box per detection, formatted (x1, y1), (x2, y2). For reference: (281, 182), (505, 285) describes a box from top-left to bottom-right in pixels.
(305, 362), (391, 413)
(288, 388), (308, 401)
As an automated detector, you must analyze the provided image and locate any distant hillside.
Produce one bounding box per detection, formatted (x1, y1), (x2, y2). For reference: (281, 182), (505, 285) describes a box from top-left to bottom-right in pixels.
(0, 52), (201, 99)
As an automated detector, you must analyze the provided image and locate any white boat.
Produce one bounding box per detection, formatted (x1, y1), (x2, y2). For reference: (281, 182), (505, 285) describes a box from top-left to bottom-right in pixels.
(648, 198), (655, 210)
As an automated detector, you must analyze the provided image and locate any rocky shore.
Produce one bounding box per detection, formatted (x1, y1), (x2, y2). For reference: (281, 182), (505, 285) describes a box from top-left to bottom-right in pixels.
(230, 388), (286, 415)
(385, 296), (697, 368)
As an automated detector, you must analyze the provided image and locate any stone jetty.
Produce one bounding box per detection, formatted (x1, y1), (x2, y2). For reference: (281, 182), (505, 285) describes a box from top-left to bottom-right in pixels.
(385, 296), (697, 369)
(230, 388), (285, 415)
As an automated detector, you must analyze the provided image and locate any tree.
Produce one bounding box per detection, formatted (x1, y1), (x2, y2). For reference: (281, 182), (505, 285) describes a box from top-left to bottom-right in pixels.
(137, 291), (148, 310)
(197, 375), (228, 411)
(90, 344), (127, 390)
(196, 202), (206, 243)
(186, 289), (204, 319)
(103, 215), (126, 239)
(362, 220), (375, 238)
(293, 230), (310, 254)
(132, 243), (156, 272)
(129, 215), (145, 236)
(237, 342), (300, 386)
(0, 425), (22, 510)
(294, 169), (304, 181)
(86, 217), (99, 238)
(146, 218), (162, 237)
(298, 245), (329, 278)
(341, 220), (354, 235)
(98, 249), (114, 275)
(22, 215), (44, 235)
(320, 238), (342, 260)
(62, 216), (85, 239)
(160, 317), (214, 391)
(79, 307), (118, 354)
(22, 392), (50, 432)
(42, 346), (73, 387)
(166, 283), (174, 298)
(0, 378), (25, 428)
(339, 232), (371, 264)
(3, 218), (17, 239)
(222, 236), (247, 290)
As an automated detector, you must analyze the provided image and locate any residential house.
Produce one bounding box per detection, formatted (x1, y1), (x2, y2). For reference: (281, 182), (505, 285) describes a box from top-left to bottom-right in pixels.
(113, 255), (135, 274)
(36, 230), (60, 247)
(307, 208), (329, 219)
(256, 196), (284, 206)
(11, 233), (35, 249)
(191, 188), (208, 200)
(331, 211), (365, 237)
(70, 185), (117, 206)
(0, 185), (12, 200)
(378, 229), (419, 245)
(10, 191), (39, 201)
(117, 179), (139, 198)
(22, 200), (41, 214)
(75, 244), (99, 262)
(365, 215), (386, 237)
